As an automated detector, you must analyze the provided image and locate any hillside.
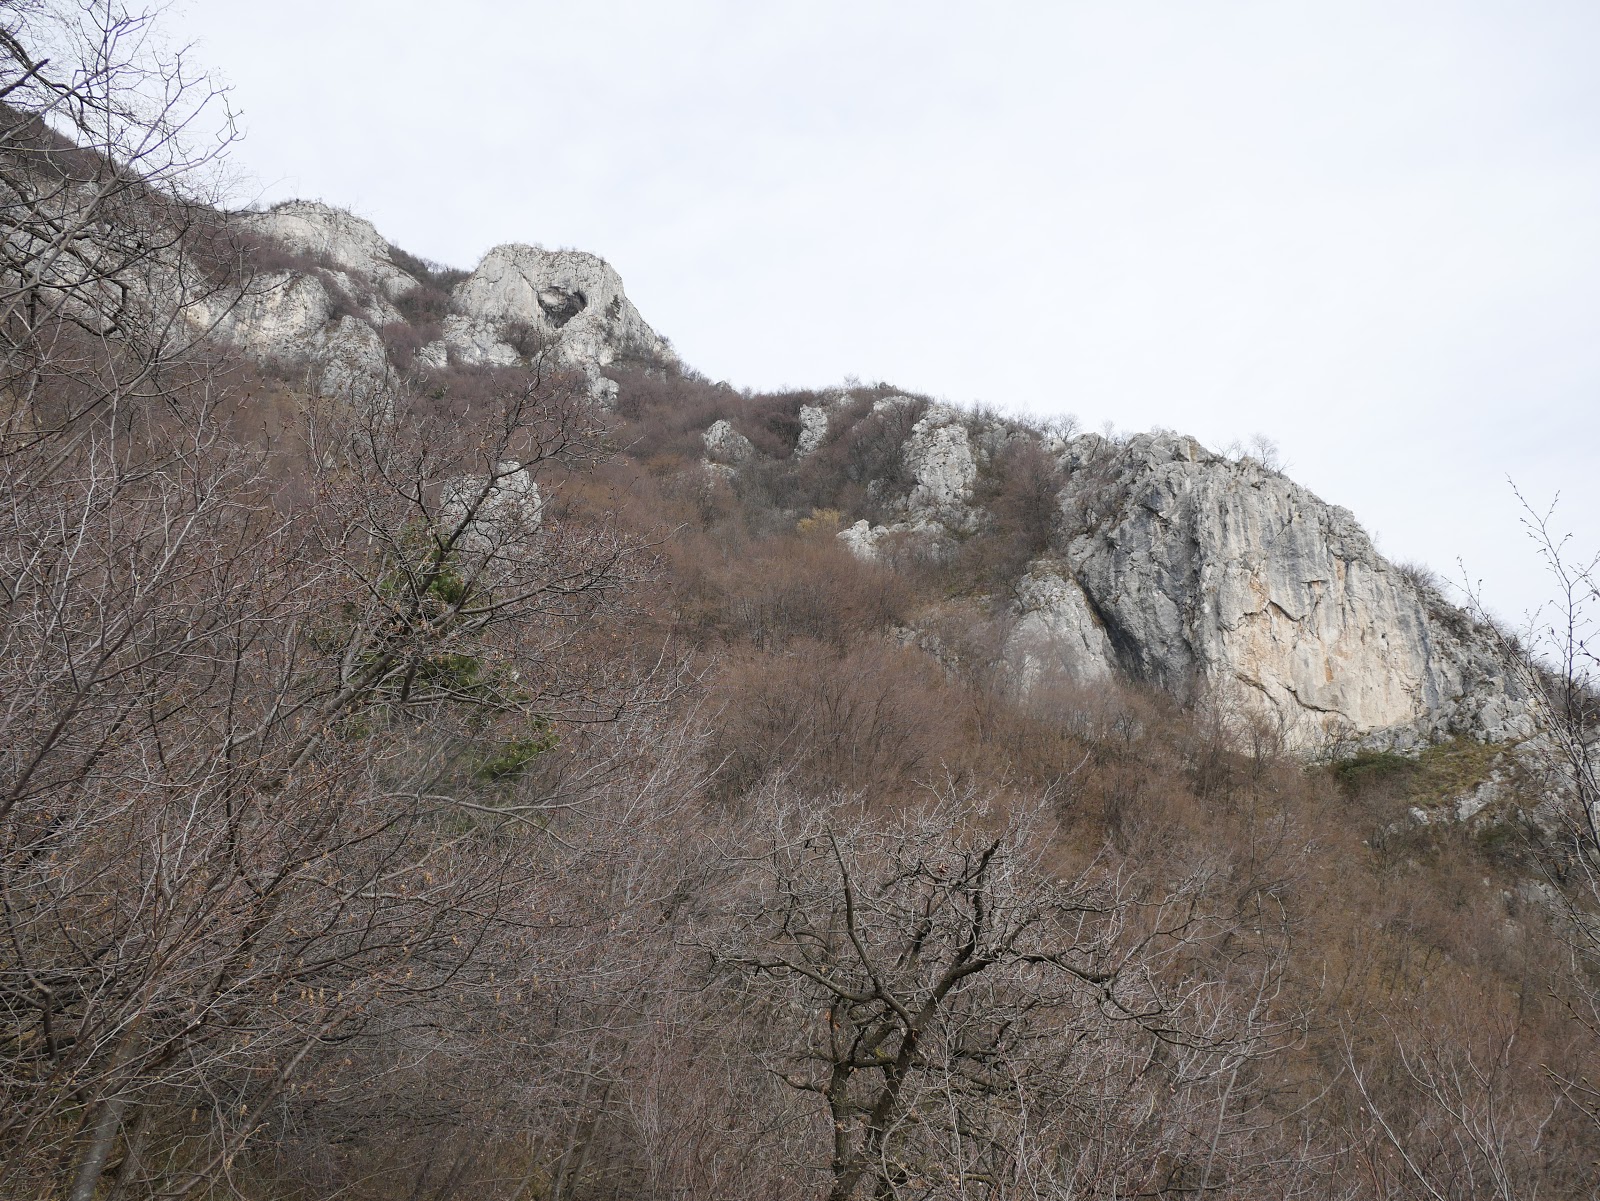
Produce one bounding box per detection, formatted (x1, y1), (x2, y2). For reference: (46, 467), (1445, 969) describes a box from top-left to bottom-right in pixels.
(2, 10), (1598, 1201)
(206, 199), (1532, 752)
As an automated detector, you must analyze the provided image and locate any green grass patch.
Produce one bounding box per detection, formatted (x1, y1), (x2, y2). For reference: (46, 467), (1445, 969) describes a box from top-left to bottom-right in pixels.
(1331, 750), (1420, 795)
(1331, 737), (1505, 809)
(1409, 738), (1505, 808)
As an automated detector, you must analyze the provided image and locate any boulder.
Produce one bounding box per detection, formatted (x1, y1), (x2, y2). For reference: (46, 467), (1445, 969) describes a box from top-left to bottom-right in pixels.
(703, 419), (755, 467)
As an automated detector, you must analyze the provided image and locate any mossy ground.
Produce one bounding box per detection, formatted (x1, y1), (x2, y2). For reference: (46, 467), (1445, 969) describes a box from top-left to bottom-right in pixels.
(1331, 737), (1506, 811)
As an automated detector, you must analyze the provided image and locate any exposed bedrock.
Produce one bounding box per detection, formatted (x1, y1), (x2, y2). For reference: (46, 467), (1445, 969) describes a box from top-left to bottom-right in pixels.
(1051, 433), (1530, 746)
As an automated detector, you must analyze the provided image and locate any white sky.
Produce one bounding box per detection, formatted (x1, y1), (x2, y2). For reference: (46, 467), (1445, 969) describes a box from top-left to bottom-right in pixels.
(178, 0), (1599, 627)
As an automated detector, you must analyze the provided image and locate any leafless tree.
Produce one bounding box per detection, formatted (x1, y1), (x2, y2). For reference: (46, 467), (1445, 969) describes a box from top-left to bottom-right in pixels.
(716, 783), (1295, 1200)
(1340, 999), (1592, 1201)
(0, 0), (242, 451)
(1461, 489), (1600, 1139)
(0, 339), (665, 1197)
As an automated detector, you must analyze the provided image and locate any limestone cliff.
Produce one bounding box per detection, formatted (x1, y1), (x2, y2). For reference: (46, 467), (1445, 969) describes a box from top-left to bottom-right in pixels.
(202, 200), (673, 399)
(1044, 432), (1530, 747)
(447, 244), (674, 374)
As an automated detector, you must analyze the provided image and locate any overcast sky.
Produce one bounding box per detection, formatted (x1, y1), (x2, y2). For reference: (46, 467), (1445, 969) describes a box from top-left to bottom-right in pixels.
(178, 0), (1599, 626)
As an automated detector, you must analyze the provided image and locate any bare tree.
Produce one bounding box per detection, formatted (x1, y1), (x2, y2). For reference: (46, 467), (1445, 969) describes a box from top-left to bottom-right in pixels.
(716, 784), (1293, 1201)
(0, 0), (241, 450)
(1462, 490), (1600, 1138)
(0, 339), (664, 1196)
(1342, 1012), (1577, 1201)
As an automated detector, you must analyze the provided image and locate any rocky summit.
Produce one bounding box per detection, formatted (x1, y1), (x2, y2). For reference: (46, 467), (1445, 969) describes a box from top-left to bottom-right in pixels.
(200, 200), (673, 404)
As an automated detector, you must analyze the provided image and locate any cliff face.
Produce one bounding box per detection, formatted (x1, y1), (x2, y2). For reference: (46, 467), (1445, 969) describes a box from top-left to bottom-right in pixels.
(1044, 434), (1529, 747)
(449, 244), (674, 372)
(204, 202), (1527, 749)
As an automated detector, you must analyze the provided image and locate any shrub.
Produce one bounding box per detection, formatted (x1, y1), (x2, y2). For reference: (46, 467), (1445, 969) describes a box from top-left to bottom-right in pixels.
(1332, 749), (1421, 796)
(705, 639), (962, 800)
(671, 529), (911, 652)
(387, 242), (469, 291)
(394, 282), (455, 326)
(378, 320), (440, 372)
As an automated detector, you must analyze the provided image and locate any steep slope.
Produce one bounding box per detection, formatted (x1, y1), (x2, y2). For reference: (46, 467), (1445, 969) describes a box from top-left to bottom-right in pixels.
(696, 396), (1530, 749)
(200, 204), (1528, 750)
(1044, 432), (1529, 747)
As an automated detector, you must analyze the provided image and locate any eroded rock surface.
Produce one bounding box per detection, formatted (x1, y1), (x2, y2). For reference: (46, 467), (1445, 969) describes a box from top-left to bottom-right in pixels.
(448, 244), (674, 373)
(440, 461), (543, 559)
(1055, 432), (1530, 746)
(796, 404), (831, 457)
(703, 419), (755, 467)
(1005, 564), (1116, 689)
(819, 411), (1529, 746)
(209, 270), (332, 357)
(240, 201), (416, 299)
(832, 402), (979, 557)
(904, 405), (977, 525)
(312, 316), (391, 400)
(200, 202), (673, 401)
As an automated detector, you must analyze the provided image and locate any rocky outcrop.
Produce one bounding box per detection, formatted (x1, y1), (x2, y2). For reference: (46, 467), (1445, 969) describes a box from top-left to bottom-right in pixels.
(200, 202), (672, 401)
(903, 405), (977, 527)
(796, 403), (831, 457)
(817, 406), (1529, 747)
(445, 244), (675, 376)
(208, 270), (333, 358)
(312, 316), (392, 400)
(1005, 564), (1116, 690)
(239, 200), (417, 299)
(832, 402), (980, 560)
(703, 419), (755, 467)
(440, 462), (543, 559)
(1052, 432), (1531, 747)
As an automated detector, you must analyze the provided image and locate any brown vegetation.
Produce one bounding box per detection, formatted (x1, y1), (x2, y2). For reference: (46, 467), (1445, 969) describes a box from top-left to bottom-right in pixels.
(2, 5), (1599, 1199)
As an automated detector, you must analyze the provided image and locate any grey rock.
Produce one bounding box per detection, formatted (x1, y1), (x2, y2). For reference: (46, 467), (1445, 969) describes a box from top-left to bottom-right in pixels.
(1005, 564), (1117, 689)
(796, 404), (830, 457)
(312, 316), (391, 401)
(416, 340), (450, 371)
(703, 419), (755, 466)
(199, 204), (672, 402)
(904, 405), (977, 525)
(449, 244), (674, 374)
(438, 314), (519, 368)
(837, 404), (979, 558)
(440, 462), (543, 559)
(209, 270), (332, 357)
(240, 200), (417, 299)
(836, 517), (949, 563)
(1055, 431), (1531, 746)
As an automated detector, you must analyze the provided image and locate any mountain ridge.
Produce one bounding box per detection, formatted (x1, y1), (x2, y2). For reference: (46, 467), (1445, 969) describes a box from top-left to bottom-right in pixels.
(197, 197), (1529, 751)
